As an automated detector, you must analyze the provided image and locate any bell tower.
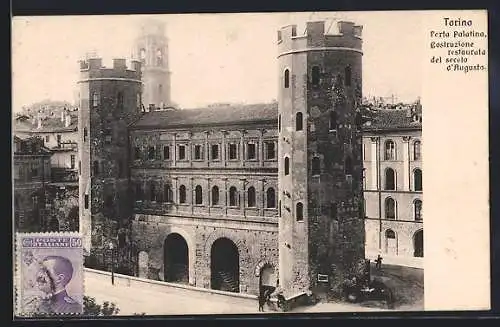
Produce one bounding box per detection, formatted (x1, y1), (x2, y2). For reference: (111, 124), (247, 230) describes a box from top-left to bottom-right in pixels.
(134, 19), (172, 110)
(277, 20), (366, 299)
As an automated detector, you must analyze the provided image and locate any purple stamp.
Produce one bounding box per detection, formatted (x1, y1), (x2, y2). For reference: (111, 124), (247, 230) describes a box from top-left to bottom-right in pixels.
(15, 232), (84, 316)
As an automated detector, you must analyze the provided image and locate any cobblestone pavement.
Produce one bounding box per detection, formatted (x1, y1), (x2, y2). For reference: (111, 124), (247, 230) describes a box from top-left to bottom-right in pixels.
(85, 273), (388, 316)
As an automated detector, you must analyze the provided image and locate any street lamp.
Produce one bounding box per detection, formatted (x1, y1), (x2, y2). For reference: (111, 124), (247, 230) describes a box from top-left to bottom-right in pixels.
(107, 239), (117, 285)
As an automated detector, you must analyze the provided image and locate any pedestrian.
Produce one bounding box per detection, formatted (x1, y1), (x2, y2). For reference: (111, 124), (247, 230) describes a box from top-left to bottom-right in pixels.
(375, 254), (383, 270)
(258, 289), (266, 312)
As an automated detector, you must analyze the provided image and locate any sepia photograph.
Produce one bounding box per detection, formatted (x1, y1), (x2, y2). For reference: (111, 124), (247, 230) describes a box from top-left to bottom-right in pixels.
(12, 10), (489, 317)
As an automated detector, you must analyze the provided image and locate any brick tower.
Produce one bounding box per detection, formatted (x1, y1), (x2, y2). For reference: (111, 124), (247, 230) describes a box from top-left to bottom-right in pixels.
(133, 19), (171, 110)
(277, 20), (365, 299)
(78, 56), (143, 253)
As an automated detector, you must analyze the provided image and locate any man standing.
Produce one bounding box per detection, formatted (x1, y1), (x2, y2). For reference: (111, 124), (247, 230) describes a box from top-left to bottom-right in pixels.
(375, 254), (383, 270)
(34, 255), (83, 314)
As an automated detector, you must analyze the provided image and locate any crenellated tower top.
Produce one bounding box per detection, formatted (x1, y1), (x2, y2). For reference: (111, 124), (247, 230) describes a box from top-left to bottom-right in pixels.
(78, 56), (142, 82)
(277, 20), (363, 57)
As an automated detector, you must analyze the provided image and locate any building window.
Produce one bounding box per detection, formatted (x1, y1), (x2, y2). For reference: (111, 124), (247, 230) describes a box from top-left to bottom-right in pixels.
(385, 168), (396, 190)
(104, 128), (112, 144)
(266, 188), (276, 208)
(163, 146), (170, 160)
(139, 48), (146, 63)
(284, 157), (290, 175)
(134, 147), (141, 160)
(211, 144), (219, 160)
(278, 115), (281, 132)
(117, 92), (124, 110)
(295, 112), (303, 131)
(284, 69), (290, 88)
(178, 145), (186, 160)
(265, 142), (276, 160)
(179, 185), (186, 204)
(247, 187), (256, 207)
(70, 155), (75, 169)
(311, 66), (320, 86)
(156, 49), (163, 66)
(158, 84), (163, 100)
(84, 194), (89, 209)
(164, 185), (173, 203)
(414, 199), (422, 221)
(312, 157), (320, 176)
(414, 169), (422, 191)
(279, 200), (281, 216)
(329, 111), (338, 131)
(93, 161), (99, 176)
(386, 229), (396, 239)
(148, 146), (155, 160)
(385, 198), (396, 219)
(57, 135), (62, 145)
(195, 185), (203, 205)
(92, 92), (100, 107)
(78, 161), (81, 175)
(384, 140), (396, 160)
(414, 141), (421, 160)
(229, 186), (238, 207)
(194, 144), (203, 160)
(247, 143), (256, 160)
(45, 135), (50, 143)
(296, 202), (304, 221)
(150, 184), (157, 202)
(345, 66), (352, 87)
(228, 143), (238, 160)
(83, 127), (88, 142)
(211, 186), (219, 205)
(355, 111), (363, 130)
(136, 183), (143, 201)
(345, 156), (353, 175)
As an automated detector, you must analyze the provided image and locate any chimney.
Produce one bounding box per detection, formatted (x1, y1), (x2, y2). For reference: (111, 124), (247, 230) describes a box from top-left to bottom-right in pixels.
(65, 113), (72, 127)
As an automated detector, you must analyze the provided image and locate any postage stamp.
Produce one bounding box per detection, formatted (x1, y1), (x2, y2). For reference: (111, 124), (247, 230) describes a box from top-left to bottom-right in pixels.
(15, 232), (84, 316)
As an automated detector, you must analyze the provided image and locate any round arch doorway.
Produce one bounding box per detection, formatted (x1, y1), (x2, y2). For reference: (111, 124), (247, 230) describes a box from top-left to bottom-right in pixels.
(164, 233), (189, 283)
(413, 229), (424, 258)
(210, 238), (240, 293)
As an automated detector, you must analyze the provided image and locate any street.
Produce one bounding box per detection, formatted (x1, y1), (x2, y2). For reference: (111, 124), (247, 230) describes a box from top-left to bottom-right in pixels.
(84, 272), (388, 315)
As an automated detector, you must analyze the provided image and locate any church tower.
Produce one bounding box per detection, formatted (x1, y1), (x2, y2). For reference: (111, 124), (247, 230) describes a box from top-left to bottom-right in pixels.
(133, 19), (172, 110)
(78, 56), (143, 253)
(277, 20), (366, 299)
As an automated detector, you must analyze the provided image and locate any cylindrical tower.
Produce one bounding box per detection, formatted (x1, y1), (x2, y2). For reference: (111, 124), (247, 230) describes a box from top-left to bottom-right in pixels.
(133, 19), (172, 110)
(78, 57), (143, 253)
(277, 20), (365, 299)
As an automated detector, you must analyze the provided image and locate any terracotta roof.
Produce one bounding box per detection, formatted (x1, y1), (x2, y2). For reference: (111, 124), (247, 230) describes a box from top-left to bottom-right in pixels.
(132, 103), (278, 129)
(14, 116), (78, 133)
(363, 109), (422, 131)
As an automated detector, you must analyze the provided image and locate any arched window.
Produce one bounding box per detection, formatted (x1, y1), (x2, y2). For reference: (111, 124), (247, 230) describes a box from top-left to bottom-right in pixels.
(311, 66), (320, 86)
(414, 199), (422, 221)
(312, 157), (321, 176)
(266, 188), (276, 208)
(295, 112), (303, 131)
(229, 186), (238, 207)
(135, 182), (143, 201)
(385, 168), (396, 190)
(329, 111), (338, 131)
(139, 48), (146, 63)
(385, 198), (396, 219)
(296, 202), (304, 221)
(284, 69), (290, 88)
(93, 161), (99, 176)
(92, 92), (100, 107)
(345, 66), (352, 87)
(278, 115), (281, 132)
(179, 185), (186, 204)
(83, 127), (88, 142)
(284, 157), (290, 175)
(385, 229), (396, 239)
(150, 183), (157, 202)
(247, 187), (256, 207)
(156, 49), (163, 66)
(414, 169), (422, 191)
(164, 184), (173, 203)
(211, 186), (219, 205)
(195, 185), (203, 205)
(384, 140), (396, 160)
(117, 92), (124, 110)
(414, 141), (421, 160)
(345, 156), (353, 175)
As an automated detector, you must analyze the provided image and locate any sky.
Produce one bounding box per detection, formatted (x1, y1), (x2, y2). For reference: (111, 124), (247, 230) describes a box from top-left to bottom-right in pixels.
(11, 11), (424, 112)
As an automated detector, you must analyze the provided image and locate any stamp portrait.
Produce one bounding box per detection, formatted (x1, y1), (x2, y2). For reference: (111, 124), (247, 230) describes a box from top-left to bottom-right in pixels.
(15, 232), (84, 316)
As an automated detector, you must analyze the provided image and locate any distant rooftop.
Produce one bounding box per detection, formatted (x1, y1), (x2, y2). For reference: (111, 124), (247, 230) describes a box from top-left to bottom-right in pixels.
(364, 108), (422, 131)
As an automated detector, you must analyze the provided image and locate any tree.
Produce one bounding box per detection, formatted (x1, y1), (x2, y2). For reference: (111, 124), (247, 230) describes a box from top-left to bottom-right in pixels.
(83, 296), (120, 316)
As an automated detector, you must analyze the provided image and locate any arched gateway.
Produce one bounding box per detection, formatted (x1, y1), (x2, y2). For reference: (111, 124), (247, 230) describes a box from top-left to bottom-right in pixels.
(210, 237), (240, 293)
(164, 233), (189, 283)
